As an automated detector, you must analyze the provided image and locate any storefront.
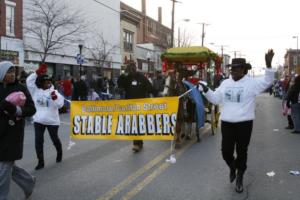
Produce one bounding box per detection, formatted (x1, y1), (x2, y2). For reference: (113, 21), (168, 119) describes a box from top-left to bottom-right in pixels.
(0, 50), (19, 64)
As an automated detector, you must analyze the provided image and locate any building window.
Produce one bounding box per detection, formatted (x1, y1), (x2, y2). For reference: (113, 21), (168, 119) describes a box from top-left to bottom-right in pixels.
(5, 1), (16, 36)
(293, 56), (297, 66)
(123, 30), (133, 52)
(63, 65), (71, 78)
(148, 20), (153, 33)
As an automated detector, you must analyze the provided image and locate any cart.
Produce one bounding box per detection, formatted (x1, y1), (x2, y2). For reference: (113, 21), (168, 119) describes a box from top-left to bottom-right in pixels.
(161, 46), (222, 135)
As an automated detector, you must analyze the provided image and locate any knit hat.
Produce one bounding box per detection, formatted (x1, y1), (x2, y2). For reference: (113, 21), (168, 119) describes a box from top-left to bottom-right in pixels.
(0, 61), (14, 82)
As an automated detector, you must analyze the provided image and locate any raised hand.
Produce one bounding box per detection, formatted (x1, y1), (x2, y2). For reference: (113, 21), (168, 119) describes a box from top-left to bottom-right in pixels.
(36, 63), (47, 76)
(265, 49), (274, 68)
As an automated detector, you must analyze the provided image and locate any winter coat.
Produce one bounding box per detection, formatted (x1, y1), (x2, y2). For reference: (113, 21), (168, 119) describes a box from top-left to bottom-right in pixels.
(26, 73), (64, 125)
(122, 72), (157, 99)
(0, 81), (36, 161)
(286, 85), (300, 107)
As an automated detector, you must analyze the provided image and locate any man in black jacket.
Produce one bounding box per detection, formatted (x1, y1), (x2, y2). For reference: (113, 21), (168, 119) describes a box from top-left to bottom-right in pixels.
(0, 61), (36, 199)
(120, 62), (157, 152)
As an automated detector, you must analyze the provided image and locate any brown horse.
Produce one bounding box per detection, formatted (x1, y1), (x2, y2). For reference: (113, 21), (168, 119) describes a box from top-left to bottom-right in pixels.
(162, 63), (199, 148)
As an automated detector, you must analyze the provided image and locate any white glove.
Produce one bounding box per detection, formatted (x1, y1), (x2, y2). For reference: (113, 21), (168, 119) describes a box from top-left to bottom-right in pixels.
(198, 81), (208, 93)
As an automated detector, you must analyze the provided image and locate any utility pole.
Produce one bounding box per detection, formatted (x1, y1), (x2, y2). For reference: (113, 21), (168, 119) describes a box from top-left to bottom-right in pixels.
(293, 36), (298, 72)
(178, 27), (180, 47)
(198, 22), (209, 46)
(170, 0), (181, 48)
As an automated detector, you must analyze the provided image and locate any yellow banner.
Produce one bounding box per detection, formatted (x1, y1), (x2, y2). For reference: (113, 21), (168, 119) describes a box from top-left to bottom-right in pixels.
(70, 97), (179, 140)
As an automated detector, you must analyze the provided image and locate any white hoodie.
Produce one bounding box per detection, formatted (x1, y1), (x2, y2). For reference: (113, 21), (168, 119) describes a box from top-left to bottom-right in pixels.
(204, 69), (275, 123)
(26, 73), (64, 125)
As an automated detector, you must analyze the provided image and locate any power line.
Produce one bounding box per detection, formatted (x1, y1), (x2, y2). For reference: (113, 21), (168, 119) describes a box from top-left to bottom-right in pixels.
(93, 0), (120, 13)
(92, 0), (173, 36)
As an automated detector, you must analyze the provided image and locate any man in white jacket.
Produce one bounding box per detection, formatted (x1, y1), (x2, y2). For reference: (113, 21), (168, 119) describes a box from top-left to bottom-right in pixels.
(199, 50), (275, 193)
(26, 64), (64, 170)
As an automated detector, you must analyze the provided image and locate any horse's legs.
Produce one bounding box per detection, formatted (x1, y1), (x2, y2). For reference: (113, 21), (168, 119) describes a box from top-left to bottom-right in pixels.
(186, 122), (192, 140)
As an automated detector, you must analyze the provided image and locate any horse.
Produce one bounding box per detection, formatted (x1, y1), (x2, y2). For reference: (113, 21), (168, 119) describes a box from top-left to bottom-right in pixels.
(162, 63), (200, 149)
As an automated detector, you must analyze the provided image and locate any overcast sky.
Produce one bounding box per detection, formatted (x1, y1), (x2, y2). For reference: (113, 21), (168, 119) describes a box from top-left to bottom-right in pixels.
(121, 0), (300, 68)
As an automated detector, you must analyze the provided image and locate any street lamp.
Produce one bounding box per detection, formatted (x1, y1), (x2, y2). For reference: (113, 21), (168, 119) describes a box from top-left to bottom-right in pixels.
(78, 42), (83, 78)
(293, 36), (298, 51)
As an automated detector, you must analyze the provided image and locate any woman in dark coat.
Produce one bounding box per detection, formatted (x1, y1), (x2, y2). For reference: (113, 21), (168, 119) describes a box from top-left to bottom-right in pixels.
(286, 75), (300, 133)
(0, 61), (36, 199)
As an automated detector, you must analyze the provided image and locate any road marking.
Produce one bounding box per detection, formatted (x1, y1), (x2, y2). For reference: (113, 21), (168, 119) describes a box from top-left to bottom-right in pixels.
(121, 140), (194, 200)
(121, 125), (211, 200)
(60, 121), (70, 125)
(97, 124), (211, 200)
(97, 148), (172, 200)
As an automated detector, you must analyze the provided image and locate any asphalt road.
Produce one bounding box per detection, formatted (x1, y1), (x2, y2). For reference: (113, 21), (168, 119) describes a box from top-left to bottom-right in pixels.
(8, 93), (300, 200)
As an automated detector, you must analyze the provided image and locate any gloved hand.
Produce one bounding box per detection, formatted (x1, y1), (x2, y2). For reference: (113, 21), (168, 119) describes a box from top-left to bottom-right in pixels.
(36, 63), (47, 76)
(0, 100), (17, 115)
(265, 49), (274, 68)
(51, 91), (58, 100)
(198, 81), (209, 93)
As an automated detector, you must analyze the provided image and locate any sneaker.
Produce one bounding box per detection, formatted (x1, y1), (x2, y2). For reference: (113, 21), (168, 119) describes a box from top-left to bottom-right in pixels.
(285, 126), (294, 129)
(56, 152), (62, 163)
(235, 171), (244, 193)
(35, 162), (44, 170)
(24, 176), (36, 199)
(291, 131), (300, 134)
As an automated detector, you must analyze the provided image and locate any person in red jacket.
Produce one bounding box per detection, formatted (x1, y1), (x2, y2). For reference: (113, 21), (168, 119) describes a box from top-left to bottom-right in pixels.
(62, 77), (72, 111)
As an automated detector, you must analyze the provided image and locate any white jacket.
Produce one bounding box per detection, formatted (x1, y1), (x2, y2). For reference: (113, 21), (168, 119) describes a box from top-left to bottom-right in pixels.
(26, 73), (64, 125)
(204, 69), (275, 123)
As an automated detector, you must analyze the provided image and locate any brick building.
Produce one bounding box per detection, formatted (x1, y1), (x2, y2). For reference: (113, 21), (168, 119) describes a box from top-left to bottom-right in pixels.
(120, 0), (172, 73)
(284, 49), (300, 75)
(0, 0), (24, 66)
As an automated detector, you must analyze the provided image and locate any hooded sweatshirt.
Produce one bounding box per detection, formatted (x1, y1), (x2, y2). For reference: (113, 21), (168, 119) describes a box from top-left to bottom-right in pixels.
(204, 68), (275, 123)
(26, 73), (64, 125)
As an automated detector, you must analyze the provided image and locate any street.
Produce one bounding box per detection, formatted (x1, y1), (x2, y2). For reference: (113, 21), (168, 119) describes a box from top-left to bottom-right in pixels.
(9, 94), (300, 200)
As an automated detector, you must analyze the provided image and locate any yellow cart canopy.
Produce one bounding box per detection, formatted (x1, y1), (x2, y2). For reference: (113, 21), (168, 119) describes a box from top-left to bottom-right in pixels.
(161, 46), (218, 63)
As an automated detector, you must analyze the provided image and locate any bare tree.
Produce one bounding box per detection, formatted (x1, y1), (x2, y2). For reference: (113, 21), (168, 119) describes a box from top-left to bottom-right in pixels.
(175, 28), (194, 47)
(24, 0), (87, 63)
(87, 32), (119, 74)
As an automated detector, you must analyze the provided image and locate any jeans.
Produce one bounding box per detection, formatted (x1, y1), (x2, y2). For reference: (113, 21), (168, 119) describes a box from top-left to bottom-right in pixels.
(0, 162), (35, 200)
(291, 103), (300, 132)
(221, 120), (253, 171)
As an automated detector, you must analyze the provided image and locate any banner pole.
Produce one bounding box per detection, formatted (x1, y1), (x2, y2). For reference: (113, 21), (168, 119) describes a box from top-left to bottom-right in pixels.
(178, 85), (197, 99)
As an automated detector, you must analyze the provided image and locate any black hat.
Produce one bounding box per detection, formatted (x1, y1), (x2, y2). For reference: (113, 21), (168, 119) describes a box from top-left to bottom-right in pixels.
(227, 58), (252, 70)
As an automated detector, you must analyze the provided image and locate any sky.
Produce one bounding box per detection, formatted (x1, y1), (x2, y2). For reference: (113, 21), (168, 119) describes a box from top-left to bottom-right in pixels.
(121, 0), (300, 69)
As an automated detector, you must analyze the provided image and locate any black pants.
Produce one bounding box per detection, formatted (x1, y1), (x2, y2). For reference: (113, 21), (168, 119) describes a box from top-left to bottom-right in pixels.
(133, 140), (143, 147)
(221, 120), (253, 172)
(34, 122), (62, 160)
(287, 115), (294, 128)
